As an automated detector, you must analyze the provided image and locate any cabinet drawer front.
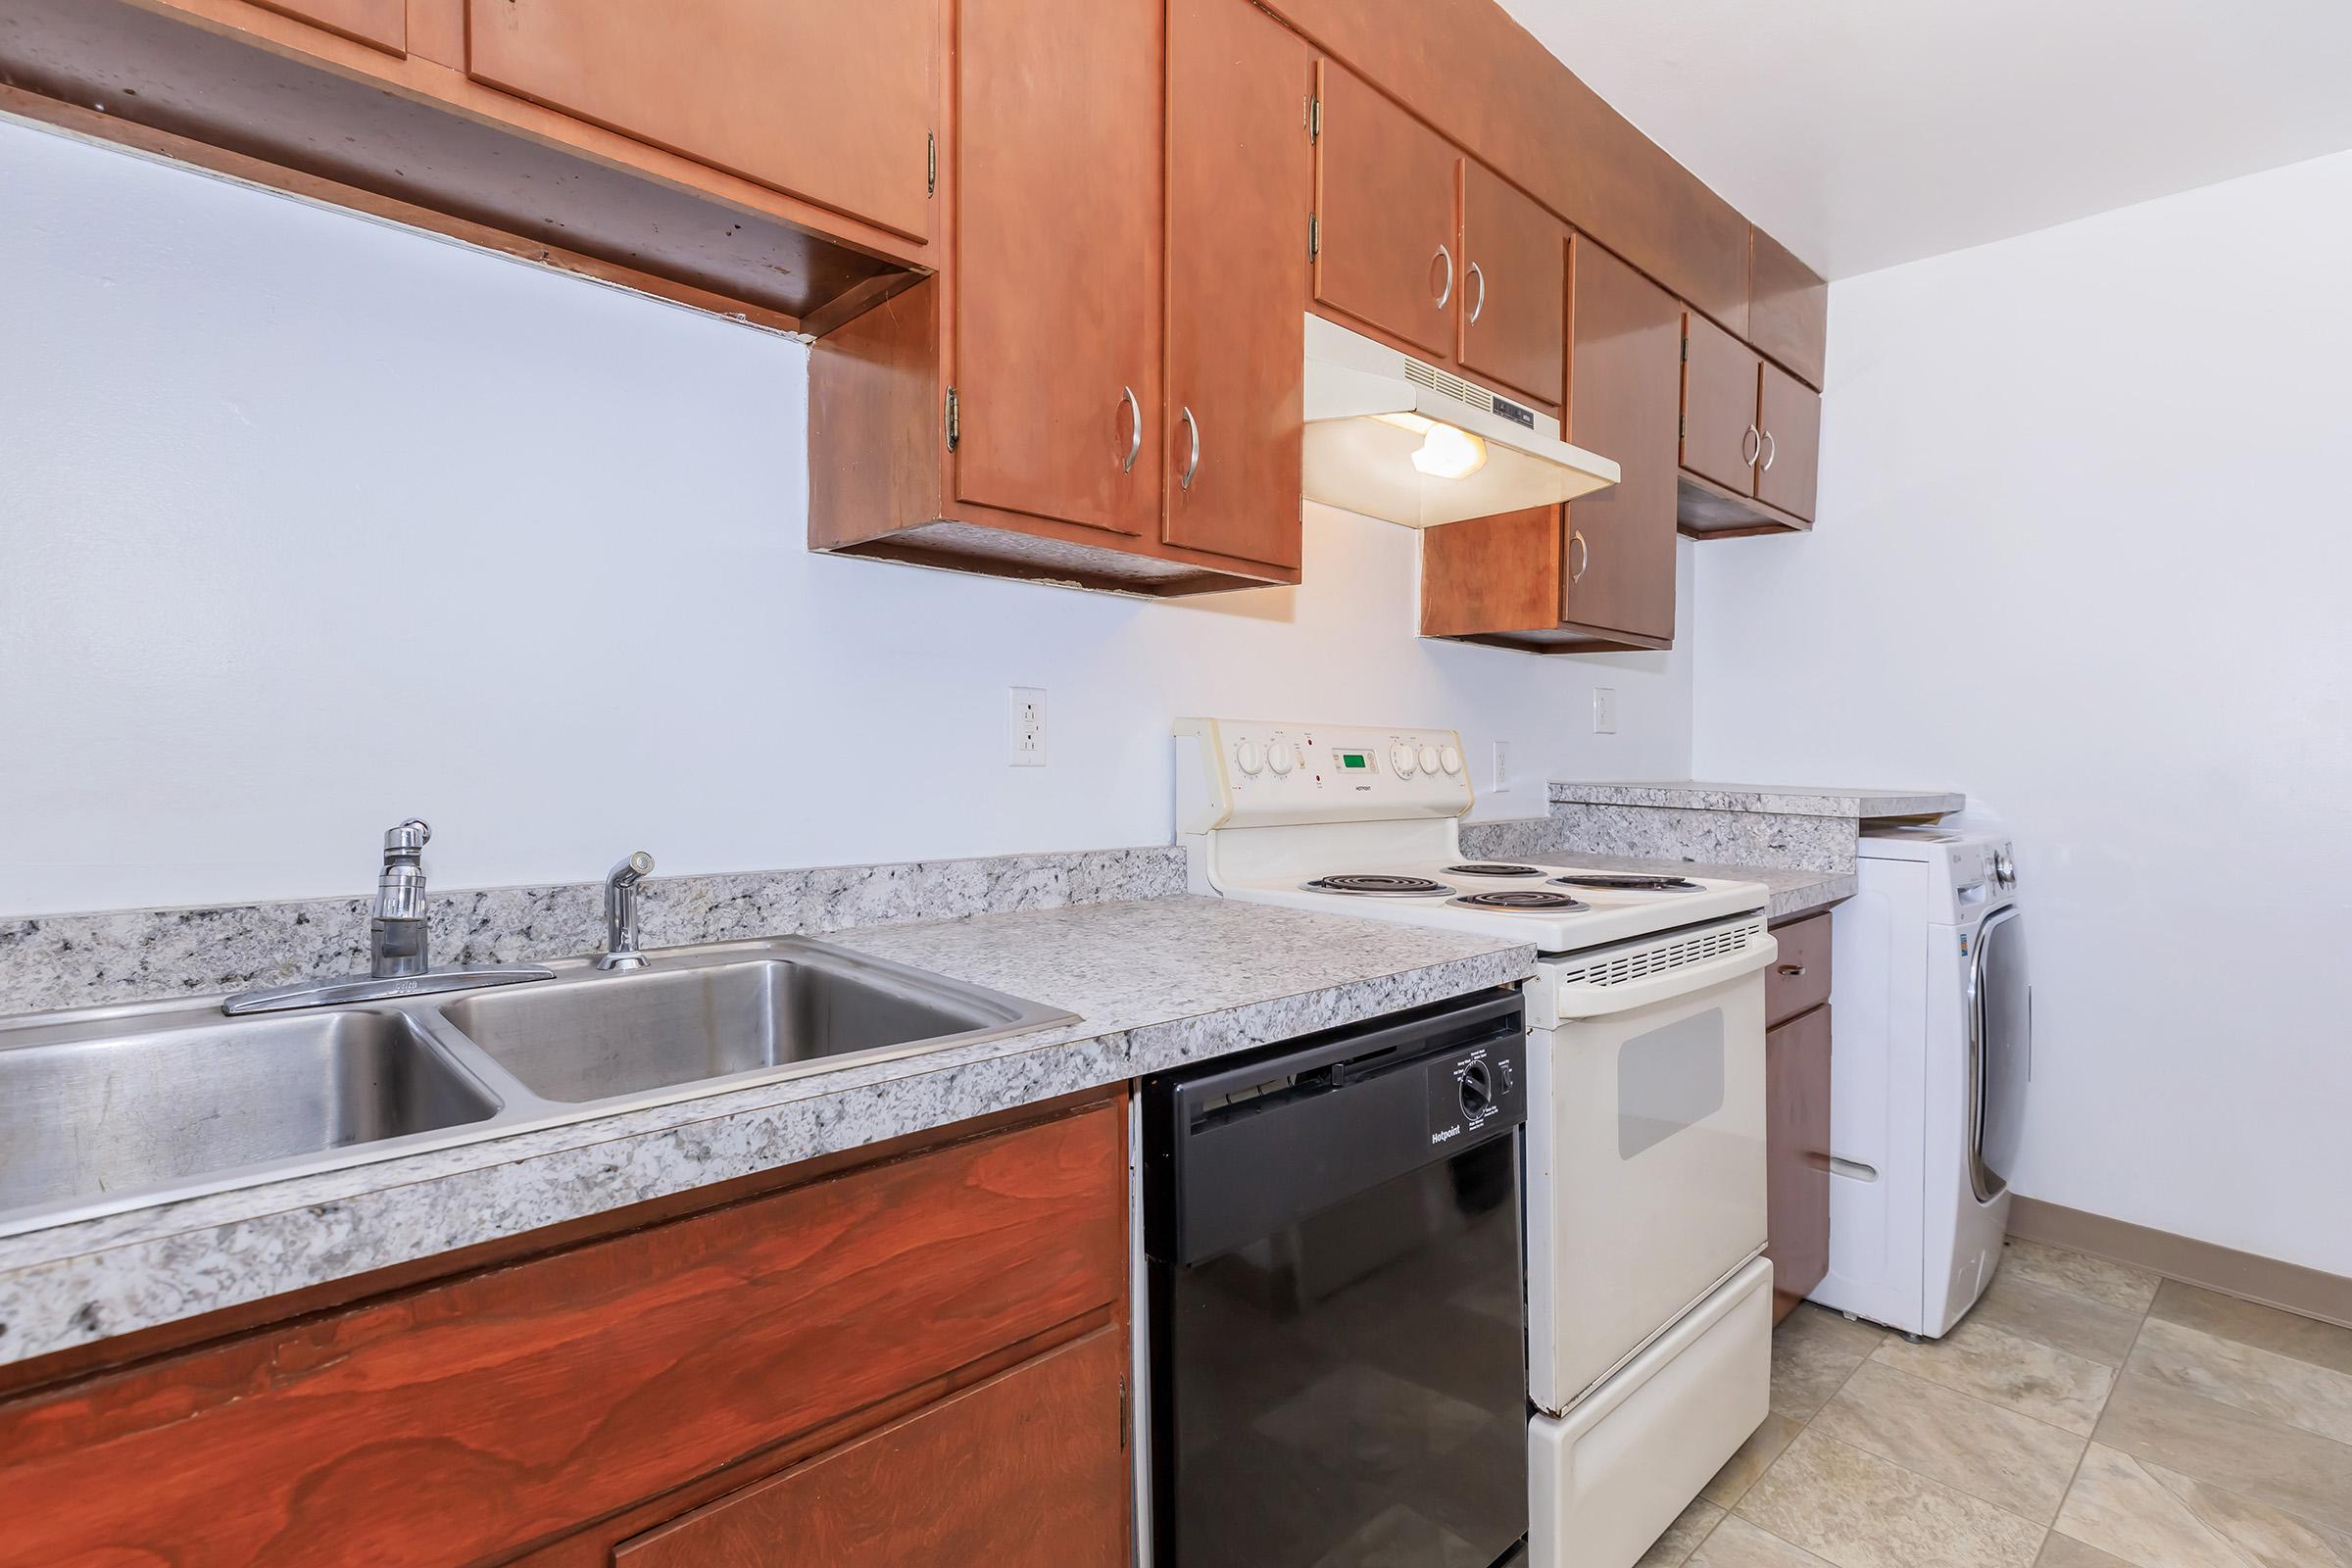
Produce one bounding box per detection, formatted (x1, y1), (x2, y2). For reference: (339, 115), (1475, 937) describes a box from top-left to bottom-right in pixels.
(1766, 911), (1833, 1026)
(616, 1328), (1129, 1567)
(466, 0), (936, 242)
(0, 1106), (1125, 1568)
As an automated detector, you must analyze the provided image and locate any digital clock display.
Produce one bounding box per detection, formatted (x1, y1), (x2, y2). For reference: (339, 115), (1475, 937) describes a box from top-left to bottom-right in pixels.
(1336, 751), (1370, 769)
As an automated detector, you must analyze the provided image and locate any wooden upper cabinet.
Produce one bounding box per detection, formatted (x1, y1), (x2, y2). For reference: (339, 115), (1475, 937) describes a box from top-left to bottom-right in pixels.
(1756, 363), (1821, 522)
(1679, 308), (1763, 497)
(1458, 162), (1566, 408)
(1165, 0), (1311, 569)
(1312, 63), (1461, 360)
(1748, 226), (1828, 390)
(1561, 235), (1678, 645)
(615, 1329), (1130, 1568)
(466, 0), (937, 242)
(955, 0), (1163, 536)
(252, 0), (405, 53)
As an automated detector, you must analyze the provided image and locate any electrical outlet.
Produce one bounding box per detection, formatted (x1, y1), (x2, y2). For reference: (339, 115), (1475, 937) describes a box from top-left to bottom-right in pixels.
(1009, 687), (1047, 766)
(1491, 740), (1512, 792)
(1592, 688), (1618, 735)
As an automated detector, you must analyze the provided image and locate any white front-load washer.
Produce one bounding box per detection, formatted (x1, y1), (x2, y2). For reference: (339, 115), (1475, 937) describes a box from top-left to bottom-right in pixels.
(1810, 826), (2031, 1338)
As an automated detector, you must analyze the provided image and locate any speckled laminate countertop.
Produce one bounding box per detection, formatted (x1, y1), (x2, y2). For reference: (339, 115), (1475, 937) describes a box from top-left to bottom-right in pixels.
(0, 897), (1531, 1369)
(1547, 780), (1964, 820)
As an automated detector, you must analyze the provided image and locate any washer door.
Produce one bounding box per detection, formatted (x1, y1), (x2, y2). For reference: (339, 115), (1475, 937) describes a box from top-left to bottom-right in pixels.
(1969, 906), (2031, 1201)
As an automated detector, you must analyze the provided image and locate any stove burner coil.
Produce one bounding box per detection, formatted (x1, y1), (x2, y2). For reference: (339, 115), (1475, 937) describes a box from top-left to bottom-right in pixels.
(1549, 872), (1701, 892)
(1301, 874), (1455, 898)
(1444, 863), (1544, 877)
(1450, 890), (1591, 911)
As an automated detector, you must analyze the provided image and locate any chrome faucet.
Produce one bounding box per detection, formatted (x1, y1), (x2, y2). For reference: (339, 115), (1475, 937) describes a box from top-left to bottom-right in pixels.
(597, 851), (656, 971)
(223, 818), (557, 1015)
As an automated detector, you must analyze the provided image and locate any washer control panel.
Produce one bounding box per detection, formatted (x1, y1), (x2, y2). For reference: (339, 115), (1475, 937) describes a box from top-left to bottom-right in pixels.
(1176, 718), (1472, 829)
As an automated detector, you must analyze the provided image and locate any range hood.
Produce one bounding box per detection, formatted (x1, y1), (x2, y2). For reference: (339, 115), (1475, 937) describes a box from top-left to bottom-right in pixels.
(1300, 314), (1620, 528)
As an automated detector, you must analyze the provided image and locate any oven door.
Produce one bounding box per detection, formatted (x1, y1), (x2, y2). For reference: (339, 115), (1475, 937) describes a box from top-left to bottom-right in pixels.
(1526, 929), (1775, 1411)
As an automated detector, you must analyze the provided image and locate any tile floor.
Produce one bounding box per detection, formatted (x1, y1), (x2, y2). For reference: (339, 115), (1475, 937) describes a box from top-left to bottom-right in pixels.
(1637, 1239), (2352, 1568)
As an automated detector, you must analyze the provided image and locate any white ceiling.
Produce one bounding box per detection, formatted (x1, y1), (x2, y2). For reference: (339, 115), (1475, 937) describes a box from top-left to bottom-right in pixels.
(1496, 0), (2352, 279)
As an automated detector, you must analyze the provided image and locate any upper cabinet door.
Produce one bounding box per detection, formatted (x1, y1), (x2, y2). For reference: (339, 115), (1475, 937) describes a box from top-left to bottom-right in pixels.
(1458, 162), (1565, 408)
(466, 0), (936, 241)
(1680, 309), (1763, 496)
(1561, 236), (1679, 644)
(955, 0), (1162, 536)
(254, 0), (406, 53)
(1165, 0), (1311, 568)
(1312, 63), (1460, 360)
(1755, 364), (1821, 521)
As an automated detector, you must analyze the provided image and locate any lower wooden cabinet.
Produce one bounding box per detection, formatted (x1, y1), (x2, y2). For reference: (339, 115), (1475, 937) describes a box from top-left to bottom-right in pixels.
(612, 1328), (1129, 1568)
(0, 1100), (1129, 1568)
(1764, 912), (1835, 1324)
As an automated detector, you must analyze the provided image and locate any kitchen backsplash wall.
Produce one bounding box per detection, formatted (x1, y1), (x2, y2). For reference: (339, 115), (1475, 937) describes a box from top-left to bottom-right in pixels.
(0, 119), (1692, 917)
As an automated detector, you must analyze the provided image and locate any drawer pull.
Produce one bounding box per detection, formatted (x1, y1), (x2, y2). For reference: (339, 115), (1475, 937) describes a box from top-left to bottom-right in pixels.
(1777, 963), (1807, 978)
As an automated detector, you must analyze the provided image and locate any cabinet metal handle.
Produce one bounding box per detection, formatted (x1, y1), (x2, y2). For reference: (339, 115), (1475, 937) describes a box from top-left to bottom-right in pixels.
(1760, 429), (1778, 471)
(1569, 529), (1589, 582)
(1120, 386), (1142, 474)
(1778, 963), (1807, 978)
(1434, 244), (1453, 310)
(1180, 406), (1200, 490)
(1467, 261), (1487, 323)
(1741, 424), (1762, 466)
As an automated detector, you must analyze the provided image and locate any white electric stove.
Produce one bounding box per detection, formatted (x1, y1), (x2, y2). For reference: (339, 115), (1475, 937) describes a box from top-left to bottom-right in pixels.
(1176, 718), (1780, 1568)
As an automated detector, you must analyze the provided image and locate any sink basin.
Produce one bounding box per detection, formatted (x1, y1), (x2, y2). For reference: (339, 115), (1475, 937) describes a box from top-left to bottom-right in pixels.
(438, 946), (1070, 1103)
(0, 1008), (500, 1223)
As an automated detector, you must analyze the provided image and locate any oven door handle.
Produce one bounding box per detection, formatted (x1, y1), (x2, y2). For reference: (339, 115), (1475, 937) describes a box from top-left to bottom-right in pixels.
(1548, 935), (1779, 1020)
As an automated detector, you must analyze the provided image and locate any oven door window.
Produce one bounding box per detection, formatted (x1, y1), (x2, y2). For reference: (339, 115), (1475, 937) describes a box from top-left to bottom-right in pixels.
(1618, 1008), (1728, 1159)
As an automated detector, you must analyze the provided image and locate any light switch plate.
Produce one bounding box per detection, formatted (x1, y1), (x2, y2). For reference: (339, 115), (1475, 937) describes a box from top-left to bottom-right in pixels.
(1592, 689), (1618, 735)
(1492, 740), (1511, 792)
(1009, 687), (1047, 766)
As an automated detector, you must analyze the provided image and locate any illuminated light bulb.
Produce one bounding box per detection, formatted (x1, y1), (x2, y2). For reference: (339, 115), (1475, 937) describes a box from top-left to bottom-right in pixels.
(1410, 422), (1488, 480)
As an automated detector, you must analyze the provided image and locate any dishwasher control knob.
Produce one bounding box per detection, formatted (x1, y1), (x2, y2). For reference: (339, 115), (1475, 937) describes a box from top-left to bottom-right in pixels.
(1439, 744), (1463, 775)
(1418, 743), (1443, 775)
(1235, 740), (1262, 775)
(1459, 1059), (1494, 1118)
(1390, 742), (1417, 778)
(1267, 743), (1295, 775)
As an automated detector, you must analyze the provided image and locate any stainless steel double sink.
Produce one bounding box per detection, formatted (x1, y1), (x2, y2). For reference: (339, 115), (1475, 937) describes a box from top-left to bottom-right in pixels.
(0, 939), (1076, 1236)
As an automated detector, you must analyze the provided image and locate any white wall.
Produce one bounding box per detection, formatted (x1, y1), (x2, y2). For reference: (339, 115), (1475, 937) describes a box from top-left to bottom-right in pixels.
(1692, 150), (2352, 1275)
(0, 119), (1691, 914)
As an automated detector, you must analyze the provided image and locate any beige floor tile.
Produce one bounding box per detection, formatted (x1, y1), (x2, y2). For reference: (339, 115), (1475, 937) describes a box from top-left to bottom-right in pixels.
(2095, 1370), (2352, 1536)
(1704, 1410), (1806, 1509)
(1772, 1304), (1886, 1418)
(1872, 1317), (2116, 1436)
(1999, 1241), (2160, 1315)
(2147, 1279), (2352, 1379)
(2049, 1445), (2247, 1568)
(2139, 1453), (2352, 1567)
(2034, 1536), (2133, 1568)
(1735, 1429), (2047, 1568)
(1637, 1497), (1727, 1568)
(1811, 1361), (2087, 1524)
(1691, 1516), (1838, 1567)
(1969, 1269), (2147, 1368)
(2129, 1314), (2352, 1446)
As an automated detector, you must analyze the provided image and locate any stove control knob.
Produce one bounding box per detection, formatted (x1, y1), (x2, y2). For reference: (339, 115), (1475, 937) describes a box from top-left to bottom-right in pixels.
(1439, 744), (1463, 775)
(1418, 743), (1443, 775)
(1389, 742), (1418, 778)
(1459, 1059), (1494, 1118)
(1235, 740), (1262, 776)
(1267, 743), (1295, 775)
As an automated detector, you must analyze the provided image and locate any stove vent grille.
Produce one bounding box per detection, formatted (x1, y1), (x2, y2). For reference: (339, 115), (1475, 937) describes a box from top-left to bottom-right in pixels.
(1402, 357), (1495, 415)
(1553, 915), (1766, 989)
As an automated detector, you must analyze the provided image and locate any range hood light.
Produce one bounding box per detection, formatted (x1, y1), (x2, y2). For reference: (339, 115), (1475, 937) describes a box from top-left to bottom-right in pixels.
(1409, 424), (1487, 480)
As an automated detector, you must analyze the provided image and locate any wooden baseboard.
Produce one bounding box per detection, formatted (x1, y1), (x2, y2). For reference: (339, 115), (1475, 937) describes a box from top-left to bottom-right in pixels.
(2009, 1195), (2352, 1331)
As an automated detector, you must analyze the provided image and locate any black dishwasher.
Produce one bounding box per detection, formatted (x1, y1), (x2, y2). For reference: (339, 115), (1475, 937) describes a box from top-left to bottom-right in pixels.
(1143, 990), (1529, 1568)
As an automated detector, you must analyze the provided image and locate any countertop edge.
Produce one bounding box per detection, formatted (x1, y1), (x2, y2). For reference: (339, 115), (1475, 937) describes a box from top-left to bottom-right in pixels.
(1546, 780), (1966, 819)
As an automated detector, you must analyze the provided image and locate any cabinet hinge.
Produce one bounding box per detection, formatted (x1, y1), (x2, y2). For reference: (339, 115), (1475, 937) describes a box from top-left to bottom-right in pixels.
(944, 386), (959, 453)
(1678, 414), (1686, 440)
(1307, 212), (1320, 260)
(1681, 333), (1690, 364)
(926, 131), (937, 197)
(1119, 1374), (1130, 1450)
(1307, 93), (1321, 143)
